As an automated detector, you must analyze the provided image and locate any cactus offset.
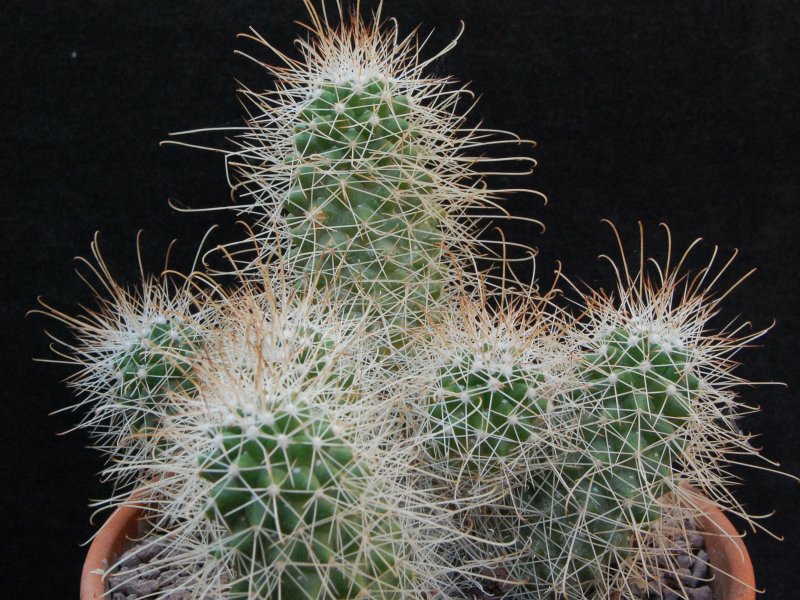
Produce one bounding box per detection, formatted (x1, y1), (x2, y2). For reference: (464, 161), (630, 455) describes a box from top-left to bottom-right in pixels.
(113, 313), (201, 433)
(428, 359), (545, 476)
(417, 292), (564, 490)
(35, 238), (208, 487)
(198, 402), (406, 600)
(484, 230), (770, 598)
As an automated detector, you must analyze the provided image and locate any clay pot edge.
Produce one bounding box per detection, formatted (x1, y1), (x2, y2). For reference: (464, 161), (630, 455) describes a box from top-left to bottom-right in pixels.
(80, 497), (757, 600)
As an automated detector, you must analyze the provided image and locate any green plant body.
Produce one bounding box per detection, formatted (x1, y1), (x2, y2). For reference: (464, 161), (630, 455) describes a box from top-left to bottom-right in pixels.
(286, 77), (443, 332)
(426, 355), (547, 477)
(499, 322), (703, 596)
(114, 316), (199, 433)
(198, 401), (407, 600)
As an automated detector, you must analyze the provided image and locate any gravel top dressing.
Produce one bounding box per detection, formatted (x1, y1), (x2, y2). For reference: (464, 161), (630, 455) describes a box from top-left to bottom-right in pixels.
(108, 519), (716, 600)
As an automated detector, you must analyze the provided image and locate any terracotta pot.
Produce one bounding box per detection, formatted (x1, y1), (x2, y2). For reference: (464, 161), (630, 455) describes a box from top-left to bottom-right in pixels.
(80, 498), (756, 600)
(693, 494), (756, 600)
(80, 501), (143, 600)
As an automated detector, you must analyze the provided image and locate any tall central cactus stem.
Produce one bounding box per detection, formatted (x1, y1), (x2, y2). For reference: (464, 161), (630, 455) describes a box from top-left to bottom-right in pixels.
(286, 76), (444, 331)
(211, 7), (538, 346)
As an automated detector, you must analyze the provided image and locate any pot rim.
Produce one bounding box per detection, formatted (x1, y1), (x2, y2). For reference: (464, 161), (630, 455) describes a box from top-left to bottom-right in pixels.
(80, 495), (757, 600)
(693, 493), (756, 600)
(80, 501), (143, 600)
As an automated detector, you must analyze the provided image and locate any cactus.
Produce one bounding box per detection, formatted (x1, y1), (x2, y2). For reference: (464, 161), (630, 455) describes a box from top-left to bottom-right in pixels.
(200, 2), (536, 338)
(37, 6), (787, 600)
(285, 75), (444, 330)
(471, 230), (770, 599)
(198, 403), (407, 600)
(416, 291), (567, 492)
(428, 359), (545, 476)
(124, 280), (459, 600)
(112, 310), (201, 433)
(35, 238), (208, 484)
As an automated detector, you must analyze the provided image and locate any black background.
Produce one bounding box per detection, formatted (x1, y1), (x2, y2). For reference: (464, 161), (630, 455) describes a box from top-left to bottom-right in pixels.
(2, 1), (798, 597)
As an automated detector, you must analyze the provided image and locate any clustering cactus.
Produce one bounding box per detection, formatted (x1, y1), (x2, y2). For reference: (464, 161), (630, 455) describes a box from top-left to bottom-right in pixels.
(39, 5), (784, 600)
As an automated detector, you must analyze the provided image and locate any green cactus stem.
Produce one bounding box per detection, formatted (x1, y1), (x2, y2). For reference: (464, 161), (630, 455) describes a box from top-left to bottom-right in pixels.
(426, 354), (547, 479)
(198, 402), (407, 600)
(500, 322), (702, 597)
(285, 76), (445, 332)
(113, 315), (200, 433)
